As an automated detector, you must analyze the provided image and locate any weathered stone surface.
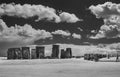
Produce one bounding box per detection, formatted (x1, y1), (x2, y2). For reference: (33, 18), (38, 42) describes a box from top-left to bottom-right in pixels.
(31, 49), (36, 59)
(65, 48), (72, 58)
(14, 48), (22, 59)
(36, 46), (45, 59)
(7, 48), (22, 59)
(21, 47), (30, 59)
(7, 48), (14, 59)
(60, 49), (66, 59)
(51, 45), (59, 58)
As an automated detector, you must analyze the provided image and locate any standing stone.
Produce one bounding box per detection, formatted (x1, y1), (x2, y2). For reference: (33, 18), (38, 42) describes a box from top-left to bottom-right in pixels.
(60, 49), (65, 59)
(21, 47), (30, 59)
(7, 48), (14, 59)
(90, 54), (94, 61)
(31, 49), (36, 59)
(36, 46), (45, 59)
(84, 54), (87, 60)
(14, 48), (22, 59)
(51, 45), (59, 58)
(65, 48), (72, 58)
(84, 54), (91, 60)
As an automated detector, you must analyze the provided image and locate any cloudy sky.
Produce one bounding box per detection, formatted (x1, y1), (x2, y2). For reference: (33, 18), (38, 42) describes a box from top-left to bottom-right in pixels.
(1, 0), (120, 56)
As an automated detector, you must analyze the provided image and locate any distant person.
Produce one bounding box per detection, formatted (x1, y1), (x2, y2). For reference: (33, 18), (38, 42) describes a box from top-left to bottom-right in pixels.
(107, 54), (110, 59)
(116, 54), (119, 62)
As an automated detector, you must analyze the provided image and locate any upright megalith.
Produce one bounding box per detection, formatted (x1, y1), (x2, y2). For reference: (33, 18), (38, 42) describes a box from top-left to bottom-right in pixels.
(65, 48), (72, 58)
(60, 48), (72, 59)
(7, 48), (14, 59)
(14, 48), (22, 59)
(36, 46), (45, 59)
(30, 49), (36, 59)
(7, 48), (22, 59)
(51, 45), (59, 58)
(60, 49), (66, 59)
(21, 47), (30, 59)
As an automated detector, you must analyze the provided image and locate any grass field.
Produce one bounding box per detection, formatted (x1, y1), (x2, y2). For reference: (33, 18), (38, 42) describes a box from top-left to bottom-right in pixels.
(0, 57), (120, 77)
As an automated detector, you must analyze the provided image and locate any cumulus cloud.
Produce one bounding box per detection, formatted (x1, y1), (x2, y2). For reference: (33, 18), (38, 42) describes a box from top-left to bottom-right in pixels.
(0, 3), (60, 23)
(90, 24), (119, 39)
(52, 30), (82, 39)
(52, 30), (71, 37)
(0, 20), (52, 42)
(0, 19), (8, 31)
(0, 19), (52, 56)
(91, 30), (97, 33)
(59, 12), (81, 23)
(89, 2), (120, 19)
(72, 33), (81, 39)
(89, 2), (120, 39)
(77, 27), (83, 31)
(0, 3), (81, 23)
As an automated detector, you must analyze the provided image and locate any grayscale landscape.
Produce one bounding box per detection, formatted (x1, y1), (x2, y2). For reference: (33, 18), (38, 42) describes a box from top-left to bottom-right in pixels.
(1, 0), (120, 77)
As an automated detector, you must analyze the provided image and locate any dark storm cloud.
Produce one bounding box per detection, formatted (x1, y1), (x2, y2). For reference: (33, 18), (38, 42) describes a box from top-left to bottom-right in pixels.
(89, 2), (120, 39)
(0, 3), (81, 23)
